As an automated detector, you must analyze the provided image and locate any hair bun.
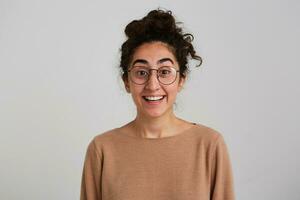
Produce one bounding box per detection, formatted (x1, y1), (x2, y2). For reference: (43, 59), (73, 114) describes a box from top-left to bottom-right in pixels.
(125, 10), (179, 39)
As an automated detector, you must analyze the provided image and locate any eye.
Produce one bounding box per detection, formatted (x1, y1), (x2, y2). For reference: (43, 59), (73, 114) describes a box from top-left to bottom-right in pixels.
(161, 69), (171, 74)
(158, 67), (172, 77)
(134, 69), (149, 77)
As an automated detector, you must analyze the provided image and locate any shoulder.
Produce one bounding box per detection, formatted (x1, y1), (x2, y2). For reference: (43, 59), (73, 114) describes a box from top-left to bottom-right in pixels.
(192, 124), (231, 162)
(191, 123), (225, 147)
(86, 128), (122, 152)
(193, 123), (231, 159)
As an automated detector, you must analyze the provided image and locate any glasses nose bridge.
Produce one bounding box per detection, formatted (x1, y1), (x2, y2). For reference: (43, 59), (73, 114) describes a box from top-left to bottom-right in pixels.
(148, 68), (159, 78)
(146, 68), (160, 85)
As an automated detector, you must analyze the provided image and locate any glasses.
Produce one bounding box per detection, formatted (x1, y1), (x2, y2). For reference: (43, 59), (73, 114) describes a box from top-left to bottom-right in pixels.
(127, 66), (180, 85)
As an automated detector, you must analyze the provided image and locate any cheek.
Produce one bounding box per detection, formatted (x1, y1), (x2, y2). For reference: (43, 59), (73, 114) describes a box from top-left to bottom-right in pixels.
(165, 86), (180, 99)
(129, 85), (144, 101)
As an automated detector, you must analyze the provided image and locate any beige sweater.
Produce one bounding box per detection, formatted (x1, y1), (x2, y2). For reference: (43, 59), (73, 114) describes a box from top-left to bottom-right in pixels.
(80, 124), (235, 200)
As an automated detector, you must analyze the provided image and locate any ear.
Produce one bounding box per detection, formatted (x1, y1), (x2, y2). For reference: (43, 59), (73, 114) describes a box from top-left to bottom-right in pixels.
(177, 76), (186, 92)
(122, 76), (131, 93)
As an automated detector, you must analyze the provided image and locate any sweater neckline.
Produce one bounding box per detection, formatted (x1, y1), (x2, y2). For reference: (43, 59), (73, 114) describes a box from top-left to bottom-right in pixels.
(115, 123), (198, 141)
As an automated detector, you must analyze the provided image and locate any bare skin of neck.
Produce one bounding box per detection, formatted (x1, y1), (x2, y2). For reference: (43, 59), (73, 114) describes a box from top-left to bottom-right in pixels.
(124, 110), (192, 139)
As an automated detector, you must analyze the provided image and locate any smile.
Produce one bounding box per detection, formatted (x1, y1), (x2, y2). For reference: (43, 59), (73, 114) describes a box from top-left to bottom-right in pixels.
(143, 96), (165, 101)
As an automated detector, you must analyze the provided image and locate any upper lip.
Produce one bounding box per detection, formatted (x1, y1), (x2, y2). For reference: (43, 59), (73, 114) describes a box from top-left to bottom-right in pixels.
(142, 95), (165, 97)
(143, 94), (165, 97)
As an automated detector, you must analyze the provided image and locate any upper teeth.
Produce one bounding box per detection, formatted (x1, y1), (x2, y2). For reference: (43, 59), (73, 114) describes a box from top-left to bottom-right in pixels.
(144, 96), (164, 101)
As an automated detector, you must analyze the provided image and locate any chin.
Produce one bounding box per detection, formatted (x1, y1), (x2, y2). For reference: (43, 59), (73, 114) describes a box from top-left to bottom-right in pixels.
(140, 108), (171, 119)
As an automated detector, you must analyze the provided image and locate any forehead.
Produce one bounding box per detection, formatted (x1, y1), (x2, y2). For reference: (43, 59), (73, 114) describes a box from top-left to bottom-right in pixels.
(131, 42), (177, 65)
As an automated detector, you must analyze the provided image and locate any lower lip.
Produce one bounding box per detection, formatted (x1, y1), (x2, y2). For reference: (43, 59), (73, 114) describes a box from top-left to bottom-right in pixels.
(143, 97), (165, 105)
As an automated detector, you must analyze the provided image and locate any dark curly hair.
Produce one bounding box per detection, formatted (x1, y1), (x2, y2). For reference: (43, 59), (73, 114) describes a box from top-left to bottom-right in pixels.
(120, 9), (202, 81)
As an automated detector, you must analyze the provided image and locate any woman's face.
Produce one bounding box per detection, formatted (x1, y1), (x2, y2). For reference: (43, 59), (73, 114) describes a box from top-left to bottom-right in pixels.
(124, 41), (185, 119)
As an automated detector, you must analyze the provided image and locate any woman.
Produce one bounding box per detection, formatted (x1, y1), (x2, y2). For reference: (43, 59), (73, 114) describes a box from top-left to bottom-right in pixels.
(80, 9), (235, 200)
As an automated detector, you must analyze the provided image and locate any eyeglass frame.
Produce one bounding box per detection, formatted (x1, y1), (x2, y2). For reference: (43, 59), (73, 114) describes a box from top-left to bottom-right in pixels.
(126, 66), (180, 85)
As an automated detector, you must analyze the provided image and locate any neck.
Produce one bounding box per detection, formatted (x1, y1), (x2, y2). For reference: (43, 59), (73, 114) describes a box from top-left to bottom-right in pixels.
(132, 111), (180, 138)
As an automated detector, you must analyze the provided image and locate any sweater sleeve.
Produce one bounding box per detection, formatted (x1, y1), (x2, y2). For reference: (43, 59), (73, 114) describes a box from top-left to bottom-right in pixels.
(210, 134), (235, 200)
(80, 139), (102, 200)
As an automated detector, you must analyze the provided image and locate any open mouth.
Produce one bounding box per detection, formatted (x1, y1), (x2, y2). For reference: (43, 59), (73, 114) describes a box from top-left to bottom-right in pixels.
(143, 96), (165, 102)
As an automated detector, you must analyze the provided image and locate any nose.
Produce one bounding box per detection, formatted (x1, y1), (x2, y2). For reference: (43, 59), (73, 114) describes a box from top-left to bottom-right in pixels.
(145, 70), (160, 91)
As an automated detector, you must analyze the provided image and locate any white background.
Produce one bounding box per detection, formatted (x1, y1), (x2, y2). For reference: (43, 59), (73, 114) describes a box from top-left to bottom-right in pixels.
(1, 0), (299, 199)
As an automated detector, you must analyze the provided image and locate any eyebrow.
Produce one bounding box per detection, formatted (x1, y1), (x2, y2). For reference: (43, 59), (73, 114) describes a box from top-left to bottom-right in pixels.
(132, 58), (174, 66)
(158, 58), (174, 64)
(132, 59), (148, 66)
